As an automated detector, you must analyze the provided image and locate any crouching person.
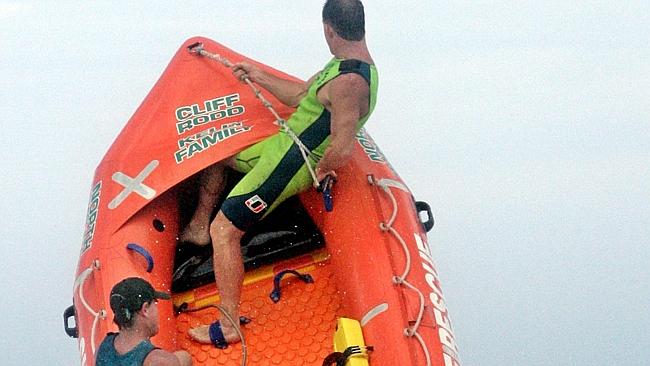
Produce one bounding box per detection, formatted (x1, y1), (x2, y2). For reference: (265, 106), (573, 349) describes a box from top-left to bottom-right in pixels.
(96, 277), (192, 366)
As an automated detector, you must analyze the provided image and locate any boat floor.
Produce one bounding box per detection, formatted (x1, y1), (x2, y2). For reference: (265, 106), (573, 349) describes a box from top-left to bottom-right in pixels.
(172, 248), (342, 365)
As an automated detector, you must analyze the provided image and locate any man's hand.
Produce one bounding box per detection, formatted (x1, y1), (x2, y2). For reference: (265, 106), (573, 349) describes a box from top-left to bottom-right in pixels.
(232, 62), (262, 83)
(315, 168), (336, 212)
(231, 62), (308, 107)
(315, 167), (337, 189)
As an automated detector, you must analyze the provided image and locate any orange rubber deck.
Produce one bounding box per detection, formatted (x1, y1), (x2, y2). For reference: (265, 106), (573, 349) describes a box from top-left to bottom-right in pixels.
(172, 249), (342, 365)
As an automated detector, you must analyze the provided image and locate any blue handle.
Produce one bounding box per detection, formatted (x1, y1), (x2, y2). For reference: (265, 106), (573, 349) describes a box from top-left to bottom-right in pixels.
(318, 175), (335, 212)
(270, 269), (314, 303)
(323, 187), (333, 212)
(127, 243), (155, 273)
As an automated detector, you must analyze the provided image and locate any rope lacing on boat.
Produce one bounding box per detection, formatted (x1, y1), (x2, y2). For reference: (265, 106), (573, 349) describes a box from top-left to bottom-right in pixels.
(371, 177), (432, 366)
(188, 43), (320, 188)
(73, 260), (106, 355)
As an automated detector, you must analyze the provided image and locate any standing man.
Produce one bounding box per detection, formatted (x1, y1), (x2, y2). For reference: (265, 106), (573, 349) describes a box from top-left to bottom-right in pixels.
(183, 0), (378, 347)
(96, 277), (192, 366)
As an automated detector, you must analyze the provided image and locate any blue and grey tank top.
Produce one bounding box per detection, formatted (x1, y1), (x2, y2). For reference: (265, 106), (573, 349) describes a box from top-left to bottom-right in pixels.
(95, 333), (157, 366)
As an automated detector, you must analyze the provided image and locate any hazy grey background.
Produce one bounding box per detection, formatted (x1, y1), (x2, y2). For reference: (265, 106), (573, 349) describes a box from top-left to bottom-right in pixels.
(1, 1), (649, 365)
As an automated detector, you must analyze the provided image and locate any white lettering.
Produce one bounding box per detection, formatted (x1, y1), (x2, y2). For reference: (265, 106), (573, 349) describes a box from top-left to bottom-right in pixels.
(415, 233), (461, 365)
(444, 353), (461, 366)
(434, 307), (452, 332)
(439, 327), (460, 356)
(175, 93), (246, 134)
(81, 181), (102, 254)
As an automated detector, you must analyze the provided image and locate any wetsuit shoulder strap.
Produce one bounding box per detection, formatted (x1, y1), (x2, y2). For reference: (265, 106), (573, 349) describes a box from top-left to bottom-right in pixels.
(338, 59), (372, 85)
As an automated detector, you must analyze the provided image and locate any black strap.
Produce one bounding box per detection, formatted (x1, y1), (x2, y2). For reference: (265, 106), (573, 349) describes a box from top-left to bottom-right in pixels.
(322, 352), (345, 366)
(339, 59), (372, 85)
(322, 345), (368, 366)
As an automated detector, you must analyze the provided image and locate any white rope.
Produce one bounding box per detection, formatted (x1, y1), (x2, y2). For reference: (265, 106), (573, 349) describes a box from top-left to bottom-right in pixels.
(398, 278), (425, 336)
(384, 224), (411, 281)
(73, 260), (106, 355)
(207, 303), (248, 366)
(373, 177), (432, 366)
(377, 177), (410, 229)
(74, 268), (95, 314)
(376, 178), (410, 193)
(182, 303), (248, 366)
(190, 44), (320, 186)
(412, 330), (433, 366)
(215, 304), (248, 366)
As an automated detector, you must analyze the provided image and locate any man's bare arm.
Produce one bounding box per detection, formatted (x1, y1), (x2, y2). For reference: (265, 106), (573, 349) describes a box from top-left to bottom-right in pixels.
(315, 73), (370, 180)
(232, 63), (318, 107)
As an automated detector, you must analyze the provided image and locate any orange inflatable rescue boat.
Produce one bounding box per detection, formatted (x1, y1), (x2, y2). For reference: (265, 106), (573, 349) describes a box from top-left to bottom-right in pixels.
(64, 37), (460, 366)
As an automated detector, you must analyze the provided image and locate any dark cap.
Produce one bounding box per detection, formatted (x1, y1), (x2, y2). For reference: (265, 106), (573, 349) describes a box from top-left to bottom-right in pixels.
(109, 277), (170, 325)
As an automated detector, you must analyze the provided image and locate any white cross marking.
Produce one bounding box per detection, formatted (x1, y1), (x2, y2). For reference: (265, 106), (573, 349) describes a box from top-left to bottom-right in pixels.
(108, 160), (159, 209)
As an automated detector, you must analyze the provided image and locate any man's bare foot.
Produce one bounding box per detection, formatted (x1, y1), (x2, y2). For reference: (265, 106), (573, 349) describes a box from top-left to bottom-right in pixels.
(178, 222), (211, 246)
(188, 322), (241, 346)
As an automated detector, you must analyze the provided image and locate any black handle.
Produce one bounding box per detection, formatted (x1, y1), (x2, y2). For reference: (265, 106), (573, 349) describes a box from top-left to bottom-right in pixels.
(415, 201), (434, 232)
(63, 305), (78, 338)
(187, 42), (203, 53)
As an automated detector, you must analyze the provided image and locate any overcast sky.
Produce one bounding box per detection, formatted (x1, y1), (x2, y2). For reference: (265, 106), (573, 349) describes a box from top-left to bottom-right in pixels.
(1, 1), (649, 365)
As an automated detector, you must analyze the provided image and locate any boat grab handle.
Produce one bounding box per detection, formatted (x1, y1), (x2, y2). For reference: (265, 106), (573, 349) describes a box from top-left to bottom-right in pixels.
(126, 243), (154, 272)
(317, 175), (336, 212)
(270, 270), (314, 303)
(415, 201), (435, 232)
(63, 305), (78, 338)
(322, 186), (333, 212)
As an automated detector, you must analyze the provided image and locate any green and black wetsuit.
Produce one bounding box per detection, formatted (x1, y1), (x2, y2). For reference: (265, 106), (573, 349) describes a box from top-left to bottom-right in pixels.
(222, 58), (379, 230)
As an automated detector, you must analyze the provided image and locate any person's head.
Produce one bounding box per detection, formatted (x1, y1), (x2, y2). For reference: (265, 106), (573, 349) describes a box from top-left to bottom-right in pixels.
(322, 0), (365, 44)
(109, 277), (170, 334)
